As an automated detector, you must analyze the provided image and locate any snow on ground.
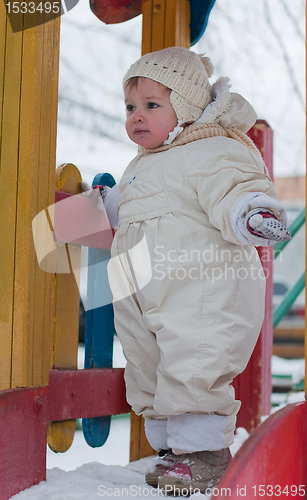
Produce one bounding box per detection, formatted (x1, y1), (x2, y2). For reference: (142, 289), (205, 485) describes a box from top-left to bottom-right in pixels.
(13, 421), (250, 500)
(11, 339), (306, 500)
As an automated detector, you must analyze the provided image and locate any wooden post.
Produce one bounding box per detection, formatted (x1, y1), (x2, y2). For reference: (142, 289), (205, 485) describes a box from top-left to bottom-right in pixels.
(0, 3), (60, 391)
(141, 0), (190, 55)
(0, 6), (60, 498)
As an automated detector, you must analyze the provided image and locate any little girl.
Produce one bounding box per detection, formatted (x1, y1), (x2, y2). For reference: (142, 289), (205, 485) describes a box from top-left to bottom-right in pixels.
(104, 47), (290, 493)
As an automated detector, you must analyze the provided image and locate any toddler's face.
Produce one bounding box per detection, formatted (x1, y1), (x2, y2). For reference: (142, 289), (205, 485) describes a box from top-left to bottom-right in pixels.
(124, 78), (178, 149)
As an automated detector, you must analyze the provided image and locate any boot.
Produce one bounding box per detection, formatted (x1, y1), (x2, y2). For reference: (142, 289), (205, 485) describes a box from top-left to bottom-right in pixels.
(157, 448), (231, 494)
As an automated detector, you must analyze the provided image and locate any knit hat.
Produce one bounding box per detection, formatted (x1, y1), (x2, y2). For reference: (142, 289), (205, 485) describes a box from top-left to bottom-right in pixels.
(123, 47), (214, 123)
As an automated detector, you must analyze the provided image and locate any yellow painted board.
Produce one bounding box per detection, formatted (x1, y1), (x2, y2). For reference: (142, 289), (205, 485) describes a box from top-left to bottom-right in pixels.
(151, 0), (166, 52)
(52, 265), (80, 369)
(11, 21), (45, 388)
(44, 15), (60, 383)
(142, 0), (191, 58)
(33, 17), (60, 387)
(182, 0), (191, 49)
(32, 20), (49, 387)
(53, 163), (81, 370)
(141, 0), (153, 55)
(130, 411), (142, 462)
(0, 21), (23, 390)
(130, 412), (155, 462)
(164, 0), (177, 48)
(47, 163), (81, 453)
(47, 420), (77, 454)
(0, 2), (8, 141)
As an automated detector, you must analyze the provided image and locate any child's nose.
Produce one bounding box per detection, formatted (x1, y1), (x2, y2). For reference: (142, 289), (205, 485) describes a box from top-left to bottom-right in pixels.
(133, 110), (144, 122)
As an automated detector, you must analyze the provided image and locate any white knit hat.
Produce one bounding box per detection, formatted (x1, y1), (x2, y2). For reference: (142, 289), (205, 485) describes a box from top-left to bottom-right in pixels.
(123, 47), (214, 123)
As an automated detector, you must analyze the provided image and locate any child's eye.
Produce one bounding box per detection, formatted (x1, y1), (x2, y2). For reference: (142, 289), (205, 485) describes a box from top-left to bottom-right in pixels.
(126, 104), (135, 112)
(147, 102), (159, 109)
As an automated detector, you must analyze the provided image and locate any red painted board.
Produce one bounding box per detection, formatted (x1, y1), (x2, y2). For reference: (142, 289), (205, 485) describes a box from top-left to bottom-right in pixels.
(0, 387), (47, 500)
(214, 402), (307, 499)
(53, 190), (114, 249)
(48, 368), (130, 421)
(90, 0), (142, 25)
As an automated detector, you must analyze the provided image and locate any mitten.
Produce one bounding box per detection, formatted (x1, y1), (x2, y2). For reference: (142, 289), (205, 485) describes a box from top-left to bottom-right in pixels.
(97, 185), (111, 200)
(79, 181), (105, 211)
(246, 209), (291, 242)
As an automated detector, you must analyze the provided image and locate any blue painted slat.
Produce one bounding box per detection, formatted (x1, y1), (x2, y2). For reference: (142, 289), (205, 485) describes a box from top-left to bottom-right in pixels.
(82, 174), (116, 448)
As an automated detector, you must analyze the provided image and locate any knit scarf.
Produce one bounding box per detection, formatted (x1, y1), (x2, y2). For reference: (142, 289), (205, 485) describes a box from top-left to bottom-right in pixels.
(140, 121), (262, 157)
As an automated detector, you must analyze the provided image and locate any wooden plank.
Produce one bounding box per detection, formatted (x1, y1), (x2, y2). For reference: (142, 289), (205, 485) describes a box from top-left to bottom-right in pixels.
(168, 0), (190, 49)
(273, 344), (305, 359)
(42, 14), (60, 387)
(52, 163), (82, 368)
(32, 14), (60, 388)
(130, 411), (142, 462)
(151, 0), (166, 52)
(180, 0), (190, 49)
(141, 0), (153, 55)
(274, 327), (305, 340)
(48, 368), (130, 421)
(82, 250), (114, 447)
(142, 0), (190, 55)
(47, 163), (82, 453)
(215, 402), (307, 499)
(0, 386), (47, 500)
(129, 411), (155, 462)
(0, 13), (23, 391)
(141, 0), (190, 56)
(33, 21), (51, 388)
(0, 0), (7, 141)
(11, 19), (45, 388)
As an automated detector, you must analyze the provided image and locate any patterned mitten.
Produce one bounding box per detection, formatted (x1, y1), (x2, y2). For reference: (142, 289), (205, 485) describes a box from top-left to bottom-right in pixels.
(246, 209), (291, 242)
(79, 181), (109, 211)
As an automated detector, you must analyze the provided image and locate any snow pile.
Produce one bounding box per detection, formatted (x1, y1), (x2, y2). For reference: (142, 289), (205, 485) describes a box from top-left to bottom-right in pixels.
(13, 429), (250, 500)
(12, 461), (155, 500)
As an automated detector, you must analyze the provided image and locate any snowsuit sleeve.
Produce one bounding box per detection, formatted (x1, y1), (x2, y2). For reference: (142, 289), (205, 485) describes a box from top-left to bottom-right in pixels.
(186, 138), (281, 245)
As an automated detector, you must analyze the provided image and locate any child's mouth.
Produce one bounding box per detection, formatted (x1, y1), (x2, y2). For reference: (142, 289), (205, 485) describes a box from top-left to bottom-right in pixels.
(134, 129), (149, 135)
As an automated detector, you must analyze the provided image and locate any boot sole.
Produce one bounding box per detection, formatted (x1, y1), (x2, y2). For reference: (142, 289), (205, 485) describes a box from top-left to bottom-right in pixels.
(145, 469), (166, 488)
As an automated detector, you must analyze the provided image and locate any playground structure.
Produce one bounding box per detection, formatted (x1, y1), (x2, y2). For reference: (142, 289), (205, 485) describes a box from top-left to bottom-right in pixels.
(0, 1), (306, 499)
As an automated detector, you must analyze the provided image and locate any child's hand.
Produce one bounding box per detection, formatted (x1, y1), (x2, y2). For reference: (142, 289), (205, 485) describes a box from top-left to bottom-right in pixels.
(246, 209), (291, 242)
(79, 181), (106, 211)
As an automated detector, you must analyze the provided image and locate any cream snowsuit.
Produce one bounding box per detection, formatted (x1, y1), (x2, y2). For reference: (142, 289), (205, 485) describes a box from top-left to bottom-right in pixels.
(108, 121), (281, 451)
